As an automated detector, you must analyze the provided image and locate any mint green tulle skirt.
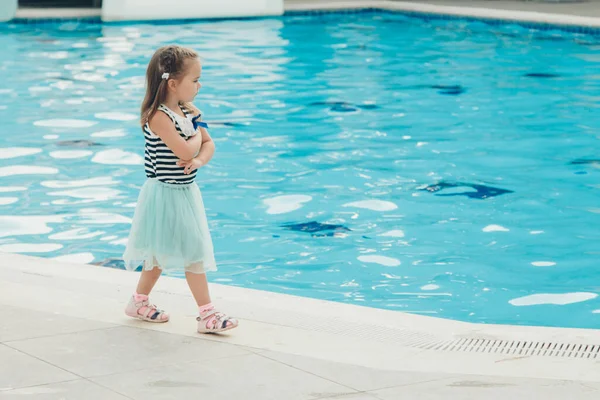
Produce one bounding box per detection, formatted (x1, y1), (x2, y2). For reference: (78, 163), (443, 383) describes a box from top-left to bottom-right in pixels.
(123, 179), (217, 275)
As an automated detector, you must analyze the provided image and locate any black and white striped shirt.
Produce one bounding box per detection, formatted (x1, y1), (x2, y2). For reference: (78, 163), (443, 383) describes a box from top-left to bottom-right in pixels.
(143, 104), (198, 185)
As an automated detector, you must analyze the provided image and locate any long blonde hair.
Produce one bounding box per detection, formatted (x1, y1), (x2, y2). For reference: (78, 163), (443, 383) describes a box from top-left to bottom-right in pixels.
(140, 45), (198, 126)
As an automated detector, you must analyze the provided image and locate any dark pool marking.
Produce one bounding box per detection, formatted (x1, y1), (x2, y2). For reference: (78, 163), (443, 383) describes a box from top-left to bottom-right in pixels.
(309, 101), (380, 113)
(532, 35), (565, 42)
(420, 181), (513, 199)
(341, 24), (376, 31)
(378, 17), (410, 23)
(281, 221), (351, 237)
(332, 104), (358, 112)
(430, 85), (466, 95)
(523, 73), (561, 78)
(208, 121), (246, 127)
(493, 32), (520, 39)
(404, 84), (466, 96)
(570, 159), (600, 165)
(55, 140), (104, 148)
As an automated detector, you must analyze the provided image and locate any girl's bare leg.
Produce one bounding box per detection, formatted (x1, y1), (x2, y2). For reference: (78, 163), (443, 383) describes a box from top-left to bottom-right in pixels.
(185, 271), (211, 306)
(186, 271), (238, 333)
(125, 263), (169, 322)
(136, 264), (162, 295)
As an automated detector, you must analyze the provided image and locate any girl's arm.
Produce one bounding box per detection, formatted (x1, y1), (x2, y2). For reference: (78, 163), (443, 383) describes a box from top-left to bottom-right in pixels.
(188, 103), (215, 164)
(149, 112), (203, 161)
(177, 105), (216, 174)
(192, 124), (215, 165)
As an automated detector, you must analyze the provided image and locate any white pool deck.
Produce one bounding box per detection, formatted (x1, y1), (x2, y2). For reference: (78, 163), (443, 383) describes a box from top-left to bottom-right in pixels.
(1, 252), (600, 399)
(4, 1), (600, 399)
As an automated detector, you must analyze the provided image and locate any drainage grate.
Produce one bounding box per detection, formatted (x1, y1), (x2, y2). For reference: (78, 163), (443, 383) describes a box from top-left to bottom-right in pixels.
(235, 306), (600, 360)
(419, 338), (600, 359)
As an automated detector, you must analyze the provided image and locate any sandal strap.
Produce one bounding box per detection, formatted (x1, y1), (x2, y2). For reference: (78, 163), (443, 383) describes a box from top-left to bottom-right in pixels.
(197, 310), (234, 330)
(201, 309), (218, 319)
(150, 310), (163, 320)
(216, 314), (232, 329)
(213, 312), (230, 329)
(136, 301), (164, 319)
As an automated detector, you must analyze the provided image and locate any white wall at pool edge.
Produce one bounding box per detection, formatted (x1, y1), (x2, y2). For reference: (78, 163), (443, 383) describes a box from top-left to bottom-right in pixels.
(102, 0), (284, 22)
(0, 0), (16, 22)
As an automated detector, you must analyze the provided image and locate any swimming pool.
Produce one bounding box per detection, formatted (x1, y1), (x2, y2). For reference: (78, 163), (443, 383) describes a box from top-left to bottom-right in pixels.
(1, 12), (599, 328)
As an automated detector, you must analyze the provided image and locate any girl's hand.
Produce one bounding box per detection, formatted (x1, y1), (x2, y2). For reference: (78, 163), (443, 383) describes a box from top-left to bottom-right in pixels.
(176, 158), (205, 174)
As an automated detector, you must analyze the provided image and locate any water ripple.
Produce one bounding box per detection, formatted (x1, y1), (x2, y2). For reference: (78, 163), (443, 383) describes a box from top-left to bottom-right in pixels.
(2, 14), (600, 328)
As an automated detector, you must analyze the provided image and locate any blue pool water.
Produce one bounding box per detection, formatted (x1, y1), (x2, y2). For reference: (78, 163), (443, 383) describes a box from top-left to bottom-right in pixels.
(1, 13), (599, 328)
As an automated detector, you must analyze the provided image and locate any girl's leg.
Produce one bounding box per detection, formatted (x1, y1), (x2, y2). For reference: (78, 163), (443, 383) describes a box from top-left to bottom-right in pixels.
(136, 264), (162, 295)
(185, 271), (211, 306)
(185, 271), (238, 333)
(125, 262), (169, 322)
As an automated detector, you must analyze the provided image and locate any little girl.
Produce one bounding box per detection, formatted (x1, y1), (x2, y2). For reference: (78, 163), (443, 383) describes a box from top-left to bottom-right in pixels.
(122, 45), (238, 333)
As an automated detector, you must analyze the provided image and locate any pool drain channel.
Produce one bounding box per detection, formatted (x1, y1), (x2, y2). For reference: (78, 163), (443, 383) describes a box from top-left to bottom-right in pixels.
(418, 338), (600, 359)
(238, 307), (600, 359)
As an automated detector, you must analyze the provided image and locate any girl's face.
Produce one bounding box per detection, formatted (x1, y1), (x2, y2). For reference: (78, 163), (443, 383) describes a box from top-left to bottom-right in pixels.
(171, 58), (202, 103)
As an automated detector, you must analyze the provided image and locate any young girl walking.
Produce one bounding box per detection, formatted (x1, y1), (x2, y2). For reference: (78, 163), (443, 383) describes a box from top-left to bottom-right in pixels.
(122, 45), (238, 333)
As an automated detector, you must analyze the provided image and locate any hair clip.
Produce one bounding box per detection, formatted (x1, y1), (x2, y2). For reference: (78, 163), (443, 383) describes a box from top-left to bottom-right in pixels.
(161, 72), (170, 80)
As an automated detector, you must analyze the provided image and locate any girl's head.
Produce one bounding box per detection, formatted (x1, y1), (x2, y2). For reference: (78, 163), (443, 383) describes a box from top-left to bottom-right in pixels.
(141, 45), (202, 125)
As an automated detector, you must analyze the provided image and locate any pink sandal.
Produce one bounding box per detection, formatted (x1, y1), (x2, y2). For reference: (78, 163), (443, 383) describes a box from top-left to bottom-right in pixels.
(197, 308), (238, 333)
(125, 295), (170, 323)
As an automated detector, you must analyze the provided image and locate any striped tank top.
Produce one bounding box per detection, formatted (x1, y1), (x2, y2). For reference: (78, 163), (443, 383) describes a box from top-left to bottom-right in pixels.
(143, 104), (199, 185)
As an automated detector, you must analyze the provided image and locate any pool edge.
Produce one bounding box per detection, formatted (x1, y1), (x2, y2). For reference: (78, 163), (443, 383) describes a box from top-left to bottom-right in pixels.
(5, 1), (600, 34)
(1, 251), (599, 383)
(288, 1), (600, 28)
